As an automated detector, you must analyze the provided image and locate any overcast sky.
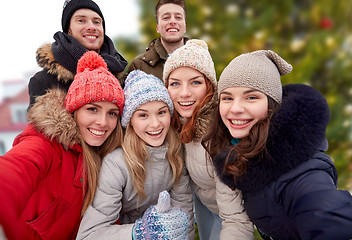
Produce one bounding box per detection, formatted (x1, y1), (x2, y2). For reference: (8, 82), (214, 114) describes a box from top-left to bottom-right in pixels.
(0, 0), (139, 82)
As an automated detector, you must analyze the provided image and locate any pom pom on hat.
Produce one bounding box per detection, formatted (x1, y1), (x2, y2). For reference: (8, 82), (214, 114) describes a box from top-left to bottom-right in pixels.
(218, 50), (292, 104)
(163, 39), (217, 87)
(62, 0), (105, 33)
(65, 51), (124, 113)
(121, 70), (174, 128)
(76, 50), (107, 73)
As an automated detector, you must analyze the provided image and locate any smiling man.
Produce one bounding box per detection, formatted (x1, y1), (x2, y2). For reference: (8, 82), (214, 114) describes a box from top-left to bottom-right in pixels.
(126, 0), (188, 81)
(28, 0), (128, 109)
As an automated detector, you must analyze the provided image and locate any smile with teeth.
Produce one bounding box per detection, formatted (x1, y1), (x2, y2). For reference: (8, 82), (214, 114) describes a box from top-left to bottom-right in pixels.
(89, 128), (105, 136)
(230, 119), (250, 125)
(147, 129), (162, 135)
(167, 29), (178, 32)
(179, 101), (195, 106)
(85, 36), (97, 39)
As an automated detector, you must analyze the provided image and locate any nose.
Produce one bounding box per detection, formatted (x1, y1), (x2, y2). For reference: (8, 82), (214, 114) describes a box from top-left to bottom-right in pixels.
(229, 100), (244, 114)
(96, 113), (107, 127)
(180, 85), (191, 98)
(149, 115), (160, 128)
(169, 16), (177, 24)
(86, 20), (97, 31)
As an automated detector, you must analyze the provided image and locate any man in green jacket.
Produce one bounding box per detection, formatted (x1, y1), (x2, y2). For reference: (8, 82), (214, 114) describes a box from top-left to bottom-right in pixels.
(126, 0), (188, 81)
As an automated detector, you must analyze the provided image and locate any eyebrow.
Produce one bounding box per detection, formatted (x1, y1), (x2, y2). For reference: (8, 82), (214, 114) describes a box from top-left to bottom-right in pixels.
(73, 15), (102, 21)
(161, 11), (184, 17)
(87, 103), (119, 111)
(220, 89), (261, 96)
(243, 89), (261, 94)
(72, 14), (87, 18)
(135, 105), (168, 112)
(169, 75), (205, 82)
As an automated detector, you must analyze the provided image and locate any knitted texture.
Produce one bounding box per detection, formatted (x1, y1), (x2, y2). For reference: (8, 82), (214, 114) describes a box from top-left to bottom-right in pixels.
(62, 0), (105, 33)
(134, 191), (189, 240)
(65, 51), (124, 113)
(163, 39), (217, 87)
(121, 70), (174, 128)
(218, 50), (292, 104)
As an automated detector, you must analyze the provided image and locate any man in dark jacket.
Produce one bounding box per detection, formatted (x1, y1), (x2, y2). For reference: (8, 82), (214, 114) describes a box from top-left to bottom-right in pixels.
(28, 0), (128, 109)
(126, 0), (188, 81)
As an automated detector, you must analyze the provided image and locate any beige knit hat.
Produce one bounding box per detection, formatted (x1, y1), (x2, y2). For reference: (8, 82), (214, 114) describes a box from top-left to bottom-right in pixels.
(218, 50), (292, 104)
(163, 39), (217, 87)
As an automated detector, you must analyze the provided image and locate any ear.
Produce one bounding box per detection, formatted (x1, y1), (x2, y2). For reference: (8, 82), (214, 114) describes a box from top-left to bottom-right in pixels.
(156, 24), (160, 34)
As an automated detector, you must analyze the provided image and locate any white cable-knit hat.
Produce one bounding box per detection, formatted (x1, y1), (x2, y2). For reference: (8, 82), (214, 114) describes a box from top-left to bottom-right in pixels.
(163, 39), (217, 87)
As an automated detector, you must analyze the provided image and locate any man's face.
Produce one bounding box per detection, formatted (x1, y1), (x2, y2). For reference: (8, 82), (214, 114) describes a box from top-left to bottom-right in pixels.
(68, 9), (104, 51)
(156, 3), (186, 44)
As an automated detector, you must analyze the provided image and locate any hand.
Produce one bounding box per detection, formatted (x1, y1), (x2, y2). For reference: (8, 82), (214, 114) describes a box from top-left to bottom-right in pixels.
(134, 191), (189, 240)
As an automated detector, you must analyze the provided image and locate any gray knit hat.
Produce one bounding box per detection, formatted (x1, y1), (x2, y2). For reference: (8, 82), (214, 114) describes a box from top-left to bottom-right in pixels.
(121, 70), (174, 128)
(163, 39), (217, 87)
(218, 50), (292, 104)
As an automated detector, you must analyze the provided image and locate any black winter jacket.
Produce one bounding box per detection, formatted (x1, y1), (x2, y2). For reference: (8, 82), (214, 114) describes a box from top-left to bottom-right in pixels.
(213, 84), (352, 240)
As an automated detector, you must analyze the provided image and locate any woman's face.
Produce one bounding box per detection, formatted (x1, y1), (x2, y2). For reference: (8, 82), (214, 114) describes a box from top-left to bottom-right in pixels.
(219, 87), (268, 139)
(76, 101), (119, 146)
(167, 67), (207, 118)
(130, 101), (170, 147)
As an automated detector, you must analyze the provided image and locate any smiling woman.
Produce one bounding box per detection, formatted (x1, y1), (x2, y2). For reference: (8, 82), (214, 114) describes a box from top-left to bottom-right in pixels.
(0, 51), (125, 240)
(75, 70), (195, 240)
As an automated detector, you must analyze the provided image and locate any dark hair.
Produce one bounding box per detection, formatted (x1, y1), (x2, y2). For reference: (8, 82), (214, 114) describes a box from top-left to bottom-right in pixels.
(155, 0), (187, 22)
(62, 0), (105, 33)
(202, 96), (280, 181)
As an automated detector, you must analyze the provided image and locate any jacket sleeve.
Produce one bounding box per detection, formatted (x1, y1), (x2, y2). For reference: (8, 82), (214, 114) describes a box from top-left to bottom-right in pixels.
(76, 151), (134, 240)
(0, 135), (54, 238)
(282, 167), (352, 240)
(215, 173), (254, 240)
(28, 71), (54, 108)
(126, 59), (140, 75)
(169, 164), (195, 240)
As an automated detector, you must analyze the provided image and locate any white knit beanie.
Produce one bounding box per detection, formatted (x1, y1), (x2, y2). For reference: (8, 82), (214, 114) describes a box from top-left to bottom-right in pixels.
(163, 39), (217, 87)
(218, 50), (292, 104)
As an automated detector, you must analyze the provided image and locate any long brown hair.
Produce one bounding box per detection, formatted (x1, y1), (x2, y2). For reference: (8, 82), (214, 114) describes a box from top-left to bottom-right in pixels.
(169, 77), (215, 143)
(203, 96), (279, 182)
(75, 113), (123, 215)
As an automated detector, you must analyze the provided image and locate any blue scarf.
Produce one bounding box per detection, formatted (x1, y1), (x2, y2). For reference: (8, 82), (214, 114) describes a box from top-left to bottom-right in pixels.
(231, 138), (240, 145)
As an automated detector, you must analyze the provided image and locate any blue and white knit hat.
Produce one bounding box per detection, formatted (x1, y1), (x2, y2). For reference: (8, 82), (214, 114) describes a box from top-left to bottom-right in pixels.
(121, 70), (174, 128)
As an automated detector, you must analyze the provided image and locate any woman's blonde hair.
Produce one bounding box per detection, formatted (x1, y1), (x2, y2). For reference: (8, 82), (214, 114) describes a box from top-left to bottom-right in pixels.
(75, 113), (124, 215)
(122, 122), (183, 202)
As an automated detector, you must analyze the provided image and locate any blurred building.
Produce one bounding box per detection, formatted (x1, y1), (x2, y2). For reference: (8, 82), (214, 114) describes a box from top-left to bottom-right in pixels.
(0, 79), (29, 155)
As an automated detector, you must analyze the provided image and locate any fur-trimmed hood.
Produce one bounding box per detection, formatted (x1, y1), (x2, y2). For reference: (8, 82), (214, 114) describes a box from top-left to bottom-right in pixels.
(213, 84), (331, 192)
(36, 43), (75, 84)
(27, 88), (80, 149)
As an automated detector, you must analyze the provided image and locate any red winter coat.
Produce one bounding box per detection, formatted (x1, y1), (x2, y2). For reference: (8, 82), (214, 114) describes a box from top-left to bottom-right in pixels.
(0, 89), (85, 240)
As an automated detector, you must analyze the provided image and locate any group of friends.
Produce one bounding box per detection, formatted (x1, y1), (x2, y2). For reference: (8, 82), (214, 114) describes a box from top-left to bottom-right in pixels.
(1, 0), (352, 239)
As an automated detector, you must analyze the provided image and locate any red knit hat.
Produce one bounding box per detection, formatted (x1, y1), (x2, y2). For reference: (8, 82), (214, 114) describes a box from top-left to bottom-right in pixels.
(65, 51), (124, 113)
